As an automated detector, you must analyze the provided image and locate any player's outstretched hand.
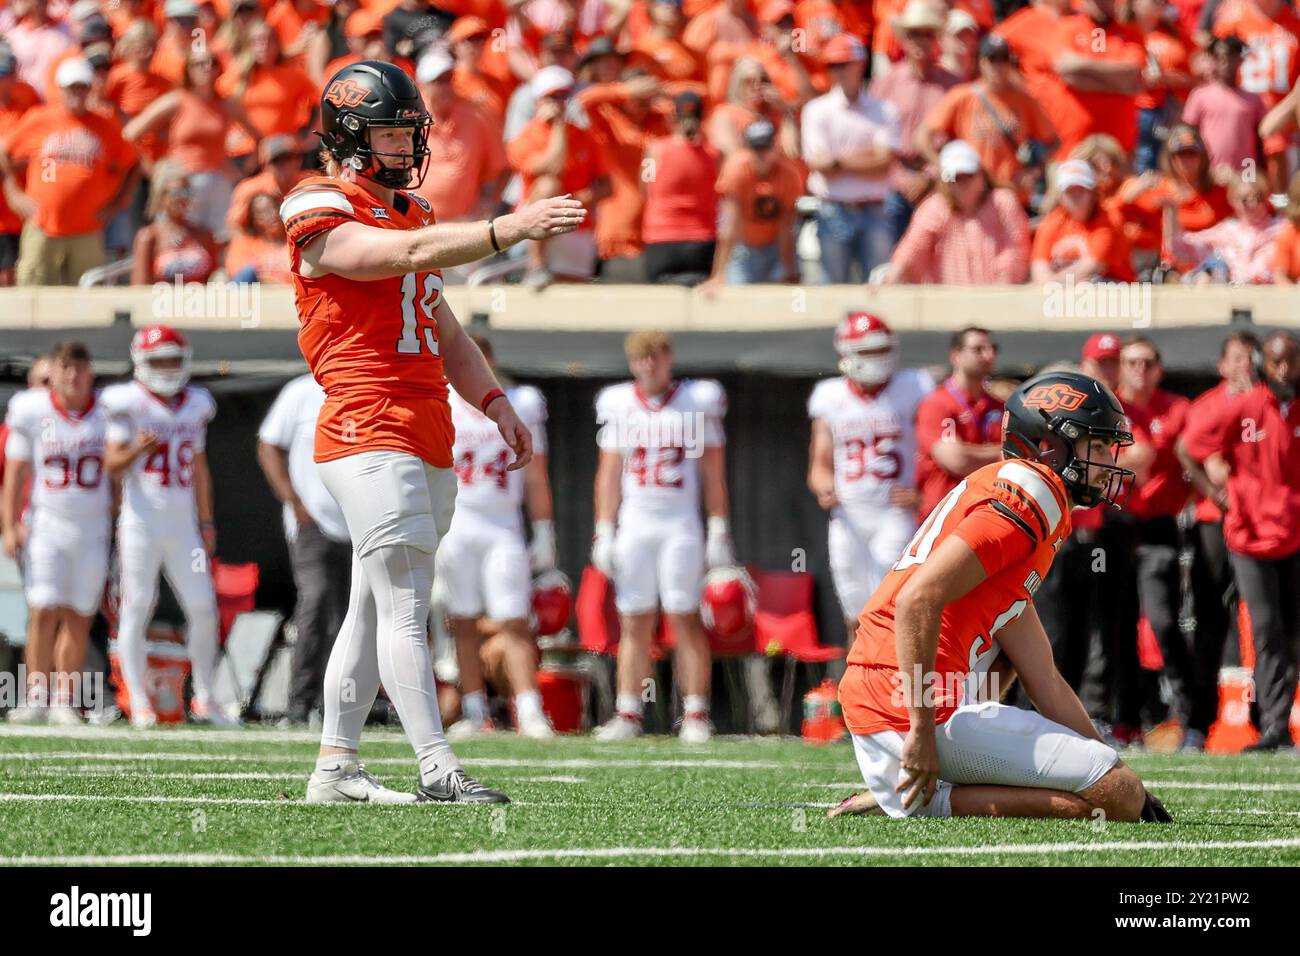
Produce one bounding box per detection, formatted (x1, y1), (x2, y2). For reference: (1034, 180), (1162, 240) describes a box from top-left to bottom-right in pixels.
(897, 725), (940, 811)
(488, 401), (534, 471)
(510, 195), (588, 241)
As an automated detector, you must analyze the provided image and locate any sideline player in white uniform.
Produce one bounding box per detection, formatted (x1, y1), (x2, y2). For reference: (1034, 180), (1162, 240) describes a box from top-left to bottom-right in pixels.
(2, 342), (111, 725)
(438, 334), (558, 741)
(102, 325), (232, 728)
(590, 330), (733, 743)
(807, 312), (933, 638)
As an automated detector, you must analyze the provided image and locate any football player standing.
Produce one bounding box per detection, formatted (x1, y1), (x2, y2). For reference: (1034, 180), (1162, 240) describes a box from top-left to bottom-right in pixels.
(807, 312), (933, 640)
(832, 372), (1172, 821)
(282, 61), (584, 804)
(3, 342), (110, 725)
(590, 331), (733, 743)
(103, 327), (230, 729)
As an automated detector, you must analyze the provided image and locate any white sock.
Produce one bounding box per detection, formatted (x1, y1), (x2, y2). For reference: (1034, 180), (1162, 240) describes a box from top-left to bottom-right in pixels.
(462, 690), (489, 724)
(514, 690), (543, 723)
(683, 695), (709, 717)
(315, 753), (358, 777)
(616, 693), (643, 718)
(25, 679), (48, 710)
(419, 745), (460, 786)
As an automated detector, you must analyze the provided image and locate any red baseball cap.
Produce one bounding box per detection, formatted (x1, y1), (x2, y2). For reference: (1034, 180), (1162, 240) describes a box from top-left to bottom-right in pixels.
(1082, 332), (1122, 362)
(822, 34), (866, 65)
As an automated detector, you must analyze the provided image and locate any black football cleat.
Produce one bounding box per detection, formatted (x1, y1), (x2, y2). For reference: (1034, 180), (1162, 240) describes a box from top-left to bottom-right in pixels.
(1140, 790), (1173, 823)
(416, 767), (510, 804)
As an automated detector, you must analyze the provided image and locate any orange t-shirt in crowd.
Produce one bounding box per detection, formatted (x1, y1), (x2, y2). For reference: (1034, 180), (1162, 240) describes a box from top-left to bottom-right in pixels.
(280, 175), (454, 467)
(1043, 14), (1147, 157)
(995, 5), (1068, 139)
(576, 82), (672, 259)
(217, 63), (318, 156)
(452, 67), (507, 132)
(226, 230), (293, 283)
(0, 80), (42, 235)
(1273, 219), (1300, 280)
(506, 116), (603, 217)
(706, 40), (824, 106)
(226, 167), (311, 231)
(715, 149), (804, 248)
(1213, 0), (1300, 155)
(1114, 179), (1231, 255)
(642, 134), (720, 244)
(266, 0), (330, 59)
(838, 458), (1072, 735)
(921, 81), (1056, 204)
(629, 34), (704, 83)
(106, 63), (174, 164)
(414, 99), (506, 222)
(4, 105), (138, 237)
(1137, 26), (1192, 112)
(1032, 203), (1136, 281)
(168, 92), (233, 174)
(150, 38), (195, 85)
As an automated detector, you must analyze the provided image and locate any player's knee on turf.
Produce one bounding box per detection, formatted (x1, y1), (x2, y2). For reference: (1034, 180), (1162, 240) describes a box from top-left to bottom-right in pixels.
(1081, 763), (1145, 823)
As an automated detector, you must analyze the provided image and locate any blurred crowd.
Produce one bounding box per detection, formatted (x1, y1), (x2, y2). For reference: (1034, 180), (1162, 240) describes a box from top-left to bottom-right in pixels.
(4, 0), (1300, 288)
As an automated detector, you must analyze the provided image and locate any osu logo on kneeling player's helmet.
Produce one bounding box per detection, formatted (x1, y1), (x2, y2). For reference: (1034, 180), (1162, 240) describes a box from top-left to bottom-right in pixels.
(700, 566), (757, 640)
(532, 570), (573, 637)
(1002, 370), (1135, 510)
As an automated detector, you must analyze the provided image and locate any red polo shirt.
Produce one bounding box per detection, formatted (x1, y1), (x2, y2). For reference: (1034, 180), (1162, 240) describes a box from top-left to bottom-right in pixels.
(1122, 388), (1190, 520)
(915, 377), (1005, 516)
(1188, 380), (1233, 524)
(1181, 382), (1300, 560)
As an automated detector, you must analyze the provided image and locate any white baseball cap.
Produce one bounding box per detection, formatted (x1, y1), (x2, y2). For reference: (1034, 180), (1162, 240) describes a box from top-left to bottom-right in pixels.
(939, 139), (981, 180)
(532, 65), (575, 99)
(416, 50), (454, 83)
(55, 57), (95, 89)
(1056, 159), (1097, 192)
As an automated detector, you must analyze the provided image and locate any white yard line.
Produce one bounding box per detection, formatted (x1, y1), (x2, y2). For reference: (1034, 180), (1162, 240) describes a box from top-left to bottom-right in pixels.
(3, 836), (1300, 866)
(0, 751), (811, 770)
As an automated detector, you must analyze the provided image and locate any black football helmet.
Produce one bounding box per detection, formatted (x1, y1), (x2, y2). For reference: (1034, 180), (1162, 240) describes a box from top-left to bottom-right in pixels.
(319, 60), (432, 189)
(1001, 370), (1136, 509)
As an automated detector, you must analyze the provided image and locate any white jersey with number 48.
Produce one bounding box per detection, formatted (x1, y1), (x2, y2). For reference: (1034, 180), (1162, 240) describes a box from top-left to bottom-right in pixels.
(596, 379), (726, 520)
(807, 369), (933, 510)
(3, 388), (111, 534)
(102, 381), (216, 526)
(449, 385), (547, 528)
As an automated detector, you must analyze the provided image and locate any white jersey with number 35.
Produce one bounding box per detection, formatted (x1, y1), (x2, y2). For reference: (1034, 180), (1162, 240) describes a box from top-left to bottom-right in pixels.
(3, 388), (111, 533)
(596, 379), (726, 520)
(102, 381), (216, 526)
(449, 385), (547, 527)
(807, 369), (933, 510)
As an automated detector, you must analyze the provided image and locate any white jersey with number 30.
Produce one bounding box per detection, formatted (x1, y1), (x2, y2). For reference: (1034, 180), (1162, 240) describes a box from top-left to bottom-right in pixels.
(596, 379), (726, 520)
(448, 385), (547, 528)
(102, 381), (216, 526)
(3, 388), (111, 533)
(807, 369), (933, 510)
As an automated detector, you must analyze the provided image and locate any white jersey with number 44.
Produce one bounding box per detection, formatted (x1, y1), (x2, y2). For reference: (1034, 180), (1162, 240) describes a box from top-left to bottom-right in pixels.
(449, 385), (548, 527)
(807, 369), (933, 510)
(3, 388), (111, 534)
(102, 381), (216, 525)
(596, 379), (726, 519)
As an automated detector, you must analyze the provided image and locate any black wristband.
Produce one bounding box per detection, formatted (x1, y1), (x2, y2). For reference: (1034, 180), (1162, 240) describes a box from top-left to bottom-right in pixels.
(488, 218), (502, 253)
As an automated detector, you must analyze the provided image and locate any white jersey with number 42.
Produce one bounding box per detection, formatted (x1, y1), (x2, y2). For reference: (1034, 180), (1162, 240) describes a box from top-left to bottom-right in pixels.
(102, 381), (216, 525)
(449, 385), (548, 527)
(596, 379), (726, 519)
(806, 369), (933, 509)
(3, 388), (111, 534)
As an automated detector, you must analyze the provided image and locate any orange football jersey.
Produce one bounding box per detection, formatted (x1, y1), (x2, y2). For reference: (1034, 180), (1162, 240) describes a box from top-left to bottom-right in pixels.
(839, 458), (1073, 736)
(280, 175), (454, 468)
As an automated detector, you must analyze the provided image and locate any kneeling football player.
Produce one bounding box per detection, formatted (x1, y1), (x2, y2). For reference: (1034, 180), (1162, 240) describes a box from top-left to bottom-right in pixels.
(832, 371), (1171, 822)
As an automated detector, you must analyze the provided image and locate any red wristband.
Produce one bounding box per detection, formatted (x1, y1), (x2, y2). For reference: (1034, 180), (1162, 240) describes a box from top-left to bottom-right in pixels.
(480, 388), (505, 413)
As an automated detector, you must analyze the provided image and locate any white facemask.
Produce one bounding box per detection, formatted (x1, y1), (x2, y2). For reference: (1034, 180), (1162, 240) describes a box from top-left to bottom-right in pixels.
(839, 352), (897, 386)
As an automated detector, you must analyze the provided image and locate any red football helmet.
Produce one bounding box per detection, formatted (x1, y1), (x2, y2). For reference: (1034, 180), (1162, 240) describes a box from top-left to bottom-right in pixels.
(131, 324), (192, 397)
(532, 570), (573, 636)
(834, 311), (896, 387)
(700, 566), (757, 639)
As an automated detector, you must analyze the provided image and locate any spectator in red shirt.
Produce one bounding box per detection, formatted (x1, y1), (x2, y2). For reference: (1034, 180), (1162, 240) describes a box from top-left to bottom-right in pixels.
(0, 47), (40, 288)
(641, 91), (720, 284)
(1117, 335), (1195, 741)
(1175, 329), (1260, 749)
(913, 325), (1004, 516)
(1180, 330), (1300, 751)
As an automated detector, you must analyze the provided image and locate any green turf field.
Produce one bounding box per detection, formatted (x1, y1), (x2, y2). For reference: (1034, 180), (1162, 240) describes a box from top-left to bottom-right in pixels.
(1, 724), (1298, 865)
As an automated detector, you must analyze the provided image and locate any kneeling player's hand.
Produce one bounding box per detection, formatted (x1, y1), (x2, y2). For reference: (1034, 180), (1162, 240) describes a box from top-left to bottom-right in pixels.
(897, 725), (940, 811)
(511, 195), (588, 241)
(488, 402), (534, 471)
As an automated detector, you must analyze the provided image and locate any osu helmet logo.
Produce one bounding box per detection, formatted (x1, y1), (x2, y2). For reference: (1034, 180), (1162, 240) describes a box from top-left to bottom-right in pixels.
(324, 78), (369, 109)
(1023, 383), (1088, 413)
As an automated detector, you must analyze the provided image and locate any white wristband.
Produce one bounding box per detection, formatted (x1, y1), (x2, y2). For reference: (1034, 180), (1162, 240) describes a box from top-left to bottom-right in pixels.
(707, 516), (730, 537)
(595, 519), (616, 538)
